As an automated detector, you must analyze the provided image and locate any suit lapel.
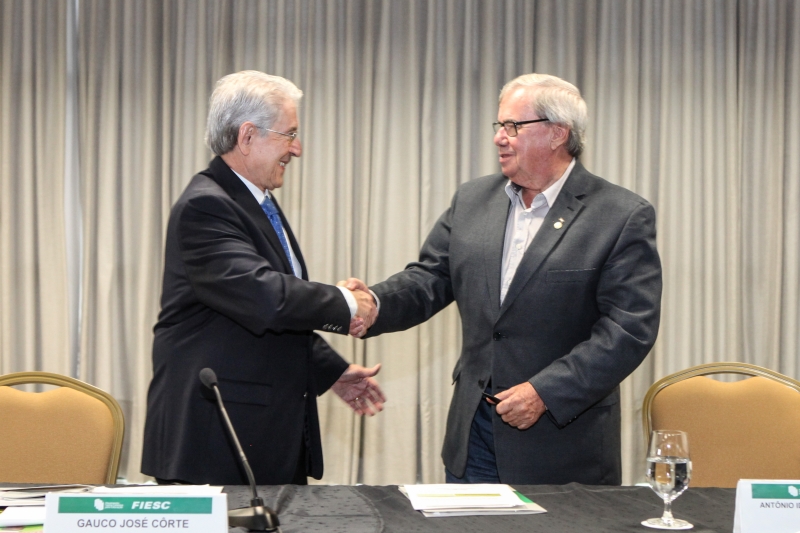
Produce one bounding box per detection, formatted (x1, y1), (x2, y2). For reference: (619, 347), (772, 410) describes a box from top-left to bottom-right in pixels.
(498, 165), (588, 318)
(482, 183), (512, 310)
(206, 157), (295, 275)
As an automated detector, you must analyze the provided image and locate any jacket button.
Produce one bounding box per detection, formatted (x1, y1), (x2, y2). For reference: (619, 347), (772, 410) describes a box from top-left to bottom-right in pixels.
(478, 379), (485, 388)
(493, 332), (502, 341)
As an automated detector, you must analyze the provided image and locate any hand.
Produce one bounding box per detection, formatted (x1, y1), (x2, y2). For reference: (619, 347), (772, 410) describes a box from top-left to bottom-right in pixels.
(330, 363), (386, 416)
(339, 277), (369, 293)
(351, 288), (377, 325)
(494, 382), (547, 430)
(348, 317), (365, 337)
(338, 278), (378, 337)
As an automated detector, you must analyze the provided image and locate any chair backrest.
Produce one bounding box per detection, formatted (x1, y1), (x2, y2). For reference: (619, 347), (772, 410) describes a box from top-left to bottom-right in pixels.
(0, 371), (125, 484)
(642, 362), (800, 488)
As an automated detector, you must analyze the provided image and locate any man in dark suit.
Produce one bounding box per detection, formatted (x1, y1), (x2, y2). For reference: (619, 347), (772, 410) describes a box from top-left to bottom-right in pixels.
(142, 71), (383, 486)
(344, 73), (662, 485)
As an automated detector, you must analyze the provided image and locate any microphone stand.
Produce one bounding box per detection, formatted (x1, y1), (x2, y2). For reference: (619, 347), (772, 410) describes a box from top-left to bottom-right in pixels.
(202, 369), (280, 532)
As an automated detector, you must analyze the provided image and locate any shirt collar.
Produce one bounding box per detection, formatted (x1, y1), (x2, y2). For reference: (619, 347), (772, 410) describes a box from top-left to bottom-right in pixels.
(505, 158), (576, 209)
(232, 168), (271, 204)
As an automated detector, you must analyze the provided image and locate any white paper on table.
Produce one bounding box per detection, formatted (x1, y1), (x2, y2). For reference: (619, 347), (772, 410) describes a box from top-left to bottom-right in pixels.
(0, 485), (92, 506)
(91, 485), (224, 495)
(0, 505), (46, 526)
(403, 484), (522, 510)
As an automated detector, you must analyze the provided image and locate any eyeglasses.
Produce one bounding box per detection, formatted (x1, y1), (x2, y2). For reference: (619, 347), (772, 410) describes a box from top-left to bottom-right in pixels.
(263, 128), (298, 141)
(492, 118), (549, 137)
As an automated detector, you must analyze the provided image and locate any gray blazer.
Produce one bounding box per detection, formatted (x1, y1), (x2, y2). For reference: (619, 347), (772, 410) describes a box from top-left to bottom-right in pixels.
(368, 161), (662, 484)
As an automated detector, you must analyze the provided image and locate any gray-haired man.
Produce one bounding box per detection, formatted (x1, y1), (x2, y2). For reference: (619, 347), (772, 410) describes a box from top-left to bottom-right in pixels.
(143, 71), (383, 485)
(345, 73), (662, 485)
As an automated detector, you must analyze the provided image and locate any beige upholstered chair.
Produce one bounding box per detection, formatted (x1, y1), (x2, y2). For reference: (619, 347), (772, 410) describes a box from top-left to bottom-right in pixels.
(0, 371), (125, 484)
(642, 362), (800, 488)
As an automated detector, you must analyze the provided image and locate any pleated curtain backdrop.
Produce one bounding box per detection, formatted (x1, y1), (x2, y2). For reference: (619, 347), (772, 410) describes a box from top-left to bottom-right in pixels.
(1, 0), (798, 486)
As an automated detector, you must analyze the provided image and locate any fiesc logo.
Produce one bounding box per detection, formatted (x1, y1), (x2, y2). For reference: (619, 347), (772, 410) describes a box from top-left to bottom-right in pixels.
(92, 499), (124, 511)
(131, 500), (172, 510)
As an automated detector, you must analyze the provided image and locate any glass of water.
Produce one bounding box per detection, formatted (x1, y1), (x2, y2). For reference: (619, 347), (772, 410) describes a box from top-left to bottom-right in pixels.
(642, 430), (693, 530)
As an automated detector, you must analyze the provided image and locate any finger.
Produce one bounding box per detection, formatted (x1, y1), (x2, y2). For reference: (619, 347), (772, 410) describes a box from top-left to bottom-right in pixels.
(494, 388), (513, 401)
(350, 396), (377, 416)
(362, 384), (386, 406)
(495, 401), (512, 416)
(349, 317), (365, 336)
(359, 363), (381, 378)
(363, 377), (387, 400)
(336, 280), (347, 287)
(360, 398), (381, 416)
(349, 397), (366, 415)
(345, 278), (368, 292)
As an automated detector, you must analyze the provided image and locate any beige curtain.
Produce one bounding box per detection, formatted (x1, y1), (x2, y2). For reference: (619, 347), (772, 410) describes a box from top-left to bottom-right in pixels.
(0, 0), (72, 377)
(78, 0), (173, 480)
(2, 0), (799, 485)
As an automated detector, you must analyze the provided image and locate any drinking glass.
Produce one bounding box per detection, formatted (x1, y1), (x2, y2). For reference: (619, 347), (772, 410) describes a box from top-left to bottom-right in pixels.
(642, 430), (693, 530)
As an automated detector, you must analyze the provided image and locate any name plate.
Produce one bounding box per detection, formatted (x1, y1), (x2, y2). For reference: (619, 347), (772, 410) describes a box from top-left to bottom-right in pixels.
(44, 493), (228, 533)
(734, 479), (800, 533)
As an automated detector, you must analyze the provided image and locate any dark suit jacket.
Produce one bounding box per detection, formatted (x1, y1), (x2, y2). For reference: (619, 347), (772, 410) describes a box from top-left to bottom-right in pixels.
(368, 162), (662, 484)
(141, 156), (351, 485)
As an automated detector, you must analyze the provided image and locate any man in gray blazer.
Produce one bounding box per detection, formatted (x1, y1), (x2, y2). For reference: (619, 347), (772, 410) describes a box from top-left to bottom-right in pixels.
(344, 73), (662, 485)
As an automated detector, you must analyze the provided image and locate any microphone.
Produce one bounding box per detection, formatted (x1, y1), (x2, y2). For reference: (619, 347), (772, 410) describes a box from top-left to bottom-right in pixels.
(199, 368), (280, 532)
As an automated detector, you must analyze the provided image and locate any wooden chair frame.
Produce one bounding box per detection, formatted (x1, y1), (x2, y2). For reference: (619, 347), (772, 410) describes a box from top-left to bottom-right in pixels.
(642, 362), (800, 444)
(0, 371), (125, 484)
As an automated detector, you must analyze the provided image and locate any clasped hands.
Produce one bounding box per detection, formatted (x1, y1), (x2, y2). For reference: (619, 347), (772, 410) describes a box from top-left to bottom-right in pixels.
(337, 277), (376, 338)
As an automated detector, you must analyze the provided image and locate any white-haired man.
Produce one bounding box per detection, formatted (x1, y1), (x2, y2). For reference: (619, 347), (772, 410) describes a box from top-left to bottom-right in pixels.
(143, 71), (383, 485)
(345, 73), (662, 484)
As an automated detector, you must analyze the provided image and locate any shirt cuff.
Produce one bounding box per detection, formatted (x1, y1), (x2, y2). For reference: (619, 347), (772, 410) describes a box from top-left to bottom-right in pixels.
(369, 290), (381, 311)
(338, 286), (358, 319)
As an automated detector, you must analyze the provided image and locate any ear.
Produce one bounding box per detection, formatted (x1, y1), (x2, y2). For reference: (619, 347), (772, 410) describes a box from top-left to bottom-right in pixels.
(550, 124), (569, 151)
(237, 122), (259, 156)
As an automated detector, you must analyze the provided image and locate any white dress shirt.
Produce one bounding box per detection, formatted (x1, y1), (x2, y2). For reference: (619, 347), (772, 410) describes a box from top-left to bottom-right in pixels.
(500, 158), (576, 304)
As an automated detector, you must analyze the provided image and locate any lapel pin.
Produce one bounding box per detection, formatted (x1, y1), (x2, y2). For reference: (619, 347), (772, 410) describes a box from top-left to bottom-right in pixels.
(554, 218), (564, 230)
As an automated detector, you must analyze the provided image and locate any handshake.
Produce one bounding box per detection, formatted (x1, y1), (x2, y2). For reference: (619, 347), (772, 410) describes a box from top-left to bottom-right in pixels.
(336, 278), (376, 338)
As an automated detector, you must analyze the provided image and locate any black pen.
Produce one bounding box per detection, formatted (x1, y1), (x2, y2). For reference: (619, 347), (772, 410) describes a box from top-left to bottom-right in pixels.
(481, 391), (502, 404)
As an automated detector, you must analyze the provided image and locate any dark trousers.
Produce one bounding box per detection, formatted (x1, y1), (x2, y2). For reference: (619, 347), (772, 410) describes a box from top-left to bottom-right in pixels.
(445, 387), (500, 483)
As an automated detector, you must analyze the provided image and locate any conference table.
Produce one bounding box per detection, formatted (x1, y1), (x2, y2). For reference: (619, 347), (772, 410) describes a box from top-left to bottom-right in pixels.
(224, 483), (736, 533)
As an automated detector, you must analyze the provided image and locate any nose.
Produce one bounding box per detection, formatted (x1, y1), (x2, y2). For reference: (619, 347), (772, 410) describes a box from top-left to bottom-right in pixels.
(290, 137), (302, 157)
(494, 128), (508, 146)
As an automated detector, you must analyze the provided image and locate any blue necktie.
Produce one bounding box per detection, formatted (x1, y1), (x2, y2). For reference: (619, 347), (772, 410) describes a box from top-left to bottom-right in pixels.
(260, 194), (297, 276)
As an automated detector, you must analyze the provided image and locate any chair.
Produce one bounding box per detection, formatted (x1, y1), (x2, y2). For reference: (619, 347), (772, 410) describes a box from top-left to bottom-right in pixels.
(642, 362), (800, 487)
(0, 371), (125, 484)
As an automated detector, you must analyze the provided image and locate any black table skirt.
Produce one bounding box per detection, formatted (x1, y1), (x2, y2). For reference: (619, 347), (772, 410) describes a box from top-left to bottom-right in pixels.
(224, 483), (736, 533)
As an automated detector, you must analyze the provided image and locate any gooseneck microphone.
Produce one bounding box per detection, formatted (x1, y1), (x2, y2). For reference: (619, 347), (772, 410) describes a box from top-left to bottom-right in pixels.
(199, 368), (280, 532)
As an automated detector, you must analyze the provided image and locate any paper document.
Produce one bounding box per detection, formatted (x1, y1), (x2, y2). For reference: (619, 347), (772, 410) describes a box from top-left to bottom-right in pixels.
(404, 483), (521, 509)
(0, 506), (46, 527)
(0, 485), (91, 507)
(401, 484), (546, 516)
